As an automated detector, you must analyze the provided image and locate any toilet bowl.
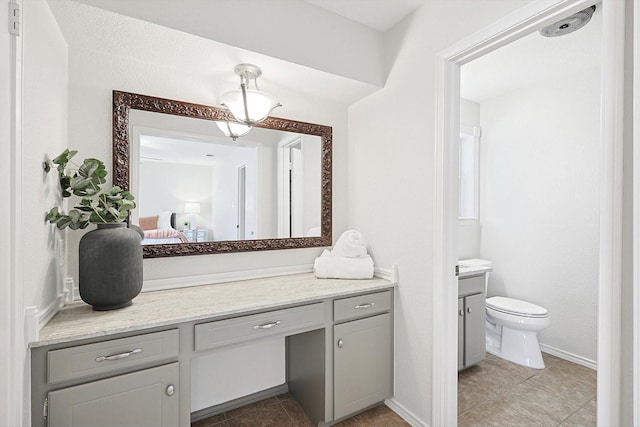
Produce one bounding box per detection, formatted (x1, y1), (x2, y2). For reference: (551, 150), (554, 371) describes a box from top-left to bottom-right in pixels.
(485, 296), (550, 369)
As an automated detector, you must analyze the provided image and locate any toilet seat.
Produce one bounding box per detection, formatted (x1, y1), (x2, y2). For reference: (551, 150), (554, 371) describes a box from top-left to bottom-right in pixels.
(486, 296), (548, 318)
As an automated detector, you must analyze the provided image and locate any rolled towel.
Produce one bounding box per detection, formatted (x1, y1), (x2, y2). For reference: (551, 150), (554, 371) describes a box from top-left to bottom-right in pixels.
(313, 252), (374, 279)
(331, 230), (368, 258)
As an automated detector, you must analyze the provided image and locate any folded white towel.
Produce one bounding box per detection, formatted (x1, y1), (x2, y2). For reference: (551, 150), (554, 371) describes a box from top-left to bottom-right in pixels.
(313, 251), (374, 279)
(331, 230), (368, 258)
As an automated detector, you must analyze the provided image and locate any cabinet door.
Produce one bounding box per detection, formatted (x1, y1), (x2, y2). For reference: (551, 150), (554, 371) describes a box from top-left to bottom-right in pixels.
(464, 293), (486, 367)
(334, 313), (391, 420)
(458, 298), (464, 370)
(48, 363), (179, 427)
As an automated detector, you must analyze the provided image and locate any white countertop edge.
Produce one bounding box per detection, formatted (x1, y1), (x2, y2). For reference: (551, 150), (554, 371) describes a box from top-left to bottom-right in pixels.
(458, 266), (492, 278)
(31, 274), (395, 348)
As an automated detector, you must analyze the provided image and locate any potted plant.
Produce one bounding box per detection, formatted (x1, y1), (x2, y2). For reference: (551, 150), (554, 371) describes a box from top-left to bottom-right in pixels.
(46, 149), (143, 311)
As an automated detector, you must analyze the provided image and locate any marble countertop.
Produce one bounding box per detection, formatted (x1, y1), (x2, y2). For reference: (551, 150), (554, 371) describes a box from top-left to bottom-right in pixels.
(32, 273), (394, 348)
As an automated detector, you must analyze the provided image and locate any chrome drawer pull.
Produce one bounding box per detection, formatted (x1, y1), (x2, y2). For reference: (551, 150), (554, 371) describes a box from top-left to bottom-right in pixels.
(95, 348), (142, 362)
(253, 320), (282, 330)
(354, 302), (375, 309)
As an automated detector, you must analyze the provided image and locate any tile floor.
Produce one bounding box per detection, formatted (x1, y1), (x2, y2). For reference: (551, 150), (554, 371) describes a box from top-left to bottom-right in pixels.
(458, 353), (597, 426)
(192, 352), (596, 427)
(191, 393), (410, 427)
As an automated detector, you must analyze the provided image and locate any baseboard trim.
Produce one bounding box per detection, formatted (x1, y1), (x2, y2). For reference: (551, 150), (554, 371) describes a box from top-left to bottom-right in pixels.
(142, 264), (315, 292)
(540, 343), (597, 370)
(385, 397), (428, 427)
(191, 383), (289, 422)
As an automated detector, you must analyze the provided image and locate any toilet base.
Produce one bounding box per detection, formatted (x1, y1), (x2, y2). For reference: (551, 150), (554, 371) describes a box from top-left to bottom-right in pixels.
(485, 324), (545, 369)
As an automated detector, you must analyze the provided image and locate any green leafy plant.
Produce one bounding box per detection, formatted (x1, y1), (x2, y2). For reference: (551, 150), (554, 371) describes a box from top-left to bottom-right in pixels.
(46, 149), (136, 230)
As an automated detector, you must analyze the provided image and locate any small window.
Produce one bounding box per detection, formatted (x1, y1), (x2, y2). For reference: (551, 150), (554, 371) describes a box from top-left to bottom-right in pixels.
(459, 126), (480, 220)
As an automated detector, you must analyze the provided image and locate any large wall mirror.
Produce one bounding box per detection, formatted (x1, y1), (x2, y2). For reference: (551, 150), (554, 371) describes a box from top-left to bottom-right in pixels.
(113, 91), (332, 258)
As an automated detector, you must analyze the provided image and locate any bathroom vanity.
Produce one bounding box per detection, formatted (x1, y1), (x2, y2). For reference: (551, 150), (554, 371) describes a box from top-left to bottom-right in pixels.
(29, 273), (394, 427)
(457, 267), (489, 370)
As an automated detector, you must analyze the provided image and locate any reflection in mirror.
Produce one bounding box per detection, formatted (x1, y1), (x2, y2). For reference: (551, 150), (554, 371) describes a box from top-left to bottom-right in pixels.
(133, 120), (321, 242)
(113, 91), (332, 258)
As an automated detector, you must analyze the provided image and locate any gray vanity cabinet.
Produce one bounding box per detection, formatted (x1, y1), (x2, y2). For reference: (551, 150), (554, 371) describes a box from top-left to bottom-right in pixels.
(32, 277), (396, 427)
(47, 362), (179, 427)
(333, 291), (392, 421)
(458, 275), (486, 370)
(32, 329), (180, 427)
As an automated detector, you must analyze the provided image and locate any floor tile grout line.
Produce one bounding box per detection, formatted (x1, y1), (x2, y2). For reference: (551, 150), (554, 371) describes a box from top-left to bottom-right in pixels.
(458, 355), (597, 426)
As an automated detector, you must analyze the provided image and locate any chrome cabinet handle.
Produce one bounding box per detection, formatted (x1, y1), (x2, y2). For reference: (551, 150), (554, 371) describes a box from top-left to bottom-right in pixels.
(467, 307), (472, 314)
(166, 385), (175, 396)
(253, 320), (282, 330)
(354, 302), (375, 309)
(95, 348), (142, 362)
(459, 310), (464, 317)
(337, 339), (344, 348)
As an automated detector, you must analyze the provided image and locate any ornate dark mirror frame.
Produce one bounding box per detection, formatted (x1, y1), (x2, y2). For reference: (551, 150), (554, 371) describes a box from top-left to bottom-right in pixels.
(112, 90), (332, 258)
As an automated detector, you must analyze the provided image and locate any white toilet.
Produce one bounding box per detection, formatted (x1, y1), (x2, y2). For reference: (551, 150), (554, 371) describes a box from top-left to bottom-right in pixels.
(485, 296), (550, 369)
(460, 259), (550, 369)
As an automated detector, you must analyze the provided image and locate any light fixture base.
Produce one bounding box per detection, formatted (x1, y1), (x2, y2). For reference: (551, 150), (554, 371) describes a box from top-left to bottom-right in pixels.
(234, 63), (262, 80)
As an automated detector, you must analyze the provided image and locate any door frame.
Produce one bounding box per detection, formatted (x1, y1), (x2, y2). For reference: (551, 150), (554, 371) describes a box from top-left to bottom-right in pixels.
(237, 164), (247, 240)
(433, 1), (626, 425)
(3, 0), (25, 425)
(634, 0), (640, 424)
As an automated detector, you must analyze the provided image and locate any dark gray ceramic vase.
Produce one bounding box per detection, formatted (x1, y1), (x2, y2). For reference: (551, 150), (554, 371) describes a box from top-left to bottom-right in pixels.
(79, 223), (143, 311)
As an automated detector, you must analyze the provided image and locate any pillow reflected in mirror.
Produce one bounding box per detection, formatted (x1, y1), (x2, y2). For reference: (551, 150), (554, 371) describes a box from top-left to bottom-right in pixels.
(139, 215), (158, 231)
(157, 211), (174, 230)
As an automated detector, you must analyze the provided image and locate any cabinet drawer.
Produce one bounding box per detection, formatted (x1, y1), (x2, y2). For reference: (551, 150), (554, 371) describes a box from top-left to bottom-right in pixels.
(47, 329), (179, 384)
(195, 303), (325, 352)
(333, 291), (391, 322)
(458, 274), (485, 297)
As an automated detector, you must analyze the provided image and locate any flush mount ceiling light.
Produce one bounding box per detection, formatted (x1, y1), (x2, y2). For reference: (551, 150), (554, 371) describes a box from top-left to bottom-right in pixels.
(539, 5), (596, 37)
(220, 63), (282, 126)
(215, 121), (252, 141)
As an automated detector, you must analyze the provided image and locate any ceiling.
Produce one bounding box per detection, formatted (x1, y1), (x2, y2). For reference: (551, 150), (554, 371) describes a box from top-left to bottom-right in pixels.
(52, 0), (385, 107)
(302, 0), (426, 32)
(54, 1), (601, 109)
(461, 4), (601, 103)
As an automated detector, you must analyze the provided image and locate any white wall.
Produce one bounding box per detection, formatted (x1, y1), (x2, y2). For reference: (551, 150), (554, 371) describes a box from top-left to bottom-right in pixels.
(23, 0), (68, 316)
(1, 2), (15, 425)
(212, 148), (258, 241)
(19, 1), (68, 424)
(478, 66), (600, 362)
(302, 135), (322, 235)
(139, 161), (214, 232)
(348, 1), (533, 424)
(459, 98), (481, 259)
(74, 0), (384, 87)
(256, 144), (278, 239)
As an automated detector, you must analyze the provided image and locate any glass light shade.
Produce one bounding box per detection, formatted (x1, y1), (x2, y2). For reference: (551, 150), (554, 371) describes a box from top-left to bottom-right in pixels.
(220, 89), (280, 125)
(215, 121), (252, 140)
